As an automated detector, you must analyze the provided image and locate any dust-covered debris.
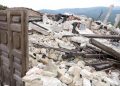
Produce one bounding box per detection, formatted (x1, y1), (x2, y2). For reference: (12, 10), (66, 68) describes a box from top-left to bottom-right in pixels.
(24, 10), (120, 86)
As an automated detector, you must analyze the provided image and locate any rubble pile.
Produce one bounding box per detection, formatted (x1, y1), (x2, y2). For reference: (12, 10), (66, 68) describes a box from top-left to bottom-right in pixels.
(23, 13), (120, 86)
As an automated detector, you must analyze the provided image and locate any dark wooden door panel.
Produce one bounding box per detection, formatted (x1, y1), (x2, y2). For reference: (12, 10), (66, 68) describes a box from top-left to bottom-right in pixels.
(0, 9), (28, 86)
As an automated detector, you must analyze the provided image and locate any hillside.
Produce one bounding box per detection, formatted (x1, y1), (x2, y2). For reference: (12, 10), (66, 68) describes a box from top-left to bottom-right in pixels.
(40, 7), (120, 24)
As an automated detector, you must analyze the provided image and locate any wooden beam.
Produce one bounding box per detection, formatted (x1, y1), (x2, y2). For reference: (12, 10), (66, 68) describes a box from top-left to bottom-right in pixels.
(29, 22), (49, 35)
(89, 38), (120, 61)
(63, 34), (120, 39)
(31, 22), (48, 30)
(84, 54), (108, 58)
(32, 43), (85, 56)
(82, 34), (120, 39)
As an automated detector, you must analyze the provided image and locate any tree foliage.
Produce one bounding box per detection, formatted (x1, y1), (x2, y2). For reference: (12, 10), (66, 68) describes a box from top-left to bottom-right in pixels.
(0, 4), (7, 10)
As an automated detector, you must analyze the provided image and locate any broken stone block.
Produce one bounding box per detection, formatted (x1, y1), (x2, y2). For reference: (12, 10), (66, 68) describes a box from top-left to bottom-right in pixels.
(50, 23), (63, 32)
(29, 57), (38, 68)
(62, 21), (73, 32)
(36, 54), (43, 61)
(40, 48), (47, 54)
(110, 72), (120, 85)
(44, 60), (58, 77)
(73, 66), (81, 83)
(53, 31), (73, 39)
(48, 53), (58, 61)
(74, 80), (83, 86)
(92, 71), (107, 80)
(23, 73), (42, 82)
(58, 68), (67, 77)
(103, 77), (120, 86)
(65, 60), (75, 65)
(26, 66), (42, 75)
(37, 63), (46, 69)
(48, 49), (63, 61)
(77, 61), (85, 68)
(73, 58), (80, 63)
(41, 76), (62, 86)
(58, 43), (75, 50)
(70, 36), (89, 45)
(67, 66), (75, 75)
(25, 79), (43, 86)
(62, 83), (67, 86)
(67, 65), (81, 75)
(37, 56), (49, 64)
(84, 66), (93, 72)
(57, 53), (64, 61)
(29, 52), (36, 59)
(83, 78), (91, 86)
(42, 71), (58, 77)
(92, 79), (110, 86)
(55, 38), (75, 50)
(60, 73), (73, 85)
(59, 61), (67, 69)
(69, 78), (82, 86)
(24, 73), (62, 86)
(29, 47), (40, 54)
(80, 69), (92, 79)
(92, 24), (101, 30)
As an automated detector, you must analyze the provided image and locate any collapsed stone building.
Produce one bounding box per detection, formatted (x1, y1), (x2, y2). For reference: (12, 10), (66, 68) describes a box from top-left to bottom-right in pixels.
(0, 7), (120, 86)
(23, 6), (120, 86)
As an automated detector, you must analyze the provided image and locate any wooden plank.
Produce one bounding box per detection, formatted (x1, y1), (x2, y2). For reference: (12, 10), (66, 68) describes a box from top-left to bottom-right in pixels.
(84, 54), (108, 58)
(0, 44), (9, 53)
(86, 62), (113, 71)
(81, 34), (120, 39)
(14, 74), (22, 83)
(0, 31), (8, 44)
(0, 22), (7, 30)
(13, 62), (22, 72)
(10, 23), (21, 32)
(90, 38), (120, 60)
(31, 22), (48, 30)
(2, 65), (10, 74)
(33, 43), (85, 56)
(12, 16), (21, 23)
(63, 34), (120, 39)
(1, 55), (9, 66)
(15, 69), (22, 77)
(12, 49), (22, 59)
(0, 16), (7, 21)
(14, 57), (21, 64)
(1, 51), (8, 57)
(20, 9), (28, 77)
(30, 22), (49, 35)
(7, 10), (13, 86)
(13, 32), (21, 49)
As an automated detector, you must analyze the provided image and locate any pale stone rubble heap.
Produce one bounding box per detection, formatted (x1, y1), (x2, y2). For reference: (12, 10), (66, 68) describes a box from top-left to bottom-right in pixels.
(23, 13), (120, 86)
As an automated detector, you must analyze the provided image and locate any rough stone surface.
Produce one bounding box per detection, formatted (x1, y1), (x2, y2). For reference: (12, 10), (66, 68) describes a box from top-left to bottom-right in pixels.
(60, 73), (73, 85)
(25, 13), (120, 86)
